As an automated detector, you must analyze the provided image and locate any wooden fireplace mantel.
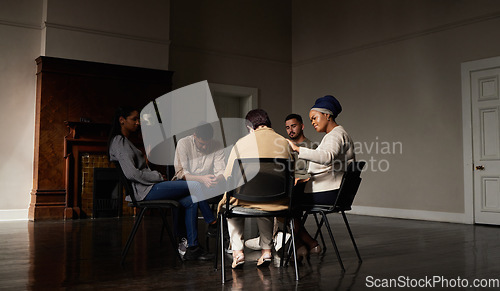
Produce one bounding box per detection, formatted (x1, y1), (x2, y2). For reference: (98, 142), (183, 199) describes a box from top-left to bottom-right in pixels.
(63, 121), (110, 219)
(29, 56), (173, 220)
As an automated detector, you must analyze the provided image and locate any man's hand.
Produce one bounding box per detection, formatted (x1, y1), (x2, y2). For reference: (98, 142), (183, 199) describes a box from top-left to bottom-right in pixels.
(215, 174), (225, 184)
(184, 173), (225, 188)
(198, 174), (218, 188)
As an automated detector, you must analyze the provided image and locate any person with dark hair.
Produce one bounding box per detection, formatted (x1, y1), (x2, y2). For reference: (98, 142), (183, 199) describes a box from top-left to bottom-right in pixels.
(218, 109), (292, 269)
(245, 113), (317, 252)
(173, 122), (225, 236)
(287, 95), (356, 261)
(244, 108), (272, 129)
(285, 113), (303, 125)
(108, 107), (215, 261)
(174, 123), (224, 189)
(284, 113), (317, 180)
(193, 122), (214, 140)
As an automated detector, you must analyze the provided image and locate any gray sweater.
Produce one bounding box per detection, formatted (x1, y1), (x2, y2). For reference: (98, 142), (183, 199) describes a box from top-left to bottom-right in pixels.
(109, 135), (163, 201)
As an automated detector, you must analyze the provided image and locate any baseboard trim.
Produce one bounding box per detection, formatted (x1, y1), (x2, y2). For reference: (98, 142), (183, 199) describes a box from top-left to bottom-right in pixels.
(0, 206), (470, 224)
(349, 206), (471, 224)
(0, 209), (29, 221)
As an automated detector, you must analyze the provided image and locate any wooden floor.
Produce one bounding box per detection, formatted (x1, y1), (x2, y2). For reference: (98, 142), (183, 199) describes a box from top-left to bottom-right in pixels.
(1, 214), (500, 290)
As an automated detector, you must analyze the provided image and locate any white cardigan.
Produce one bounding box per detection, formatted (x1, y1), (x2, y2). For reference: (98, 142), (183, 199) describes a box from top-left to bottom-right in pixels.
(298, 125), (355, 193)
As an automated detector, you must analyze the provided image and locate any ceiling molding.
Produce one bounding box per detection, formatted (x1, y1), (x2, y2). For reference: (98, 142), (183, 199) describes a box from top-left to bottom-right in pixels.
(293, 12), (500, 67)
(44, 21), (171, 45)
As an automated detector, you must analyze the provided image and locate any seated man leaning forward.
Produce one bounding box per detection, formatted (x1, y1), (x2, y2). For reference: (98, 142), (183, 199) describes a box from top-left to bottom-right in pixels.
(218, 109), (292, 269)
(245, 113), (317, 252)
(174, 123), (226, 236)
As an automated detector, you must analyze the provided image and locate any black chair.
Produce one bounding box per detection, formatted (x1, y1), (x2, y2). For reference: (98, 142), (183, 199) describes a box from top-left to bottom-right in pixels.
(114, 162), (183, 265)
(204, 194), (223, 252)
(300, 161), (366, 271)
(215, 158), (300, 283)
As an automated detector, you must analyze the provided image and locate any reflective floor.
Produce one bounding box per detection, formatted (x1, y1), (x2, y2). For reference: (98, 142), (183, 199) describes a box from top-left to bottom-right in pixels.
(1, 213), (500, 290)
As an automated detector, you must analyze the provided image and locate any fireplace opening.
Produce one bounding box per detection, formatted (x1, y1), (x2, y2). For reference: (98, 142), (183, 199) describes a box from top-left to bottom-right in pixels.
(92, 168), (122, 218)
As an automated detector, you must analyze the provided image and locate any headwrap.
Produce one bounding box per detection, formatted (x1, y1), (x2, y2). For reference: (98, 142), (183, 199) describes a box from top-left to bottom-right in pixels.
(310, 95), (342, 120)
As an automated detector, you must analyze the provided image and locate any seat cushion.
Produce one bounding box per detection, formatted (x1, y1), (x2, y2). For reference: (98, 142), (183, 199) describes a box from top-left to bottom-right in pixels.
(221, 205), (289, 217)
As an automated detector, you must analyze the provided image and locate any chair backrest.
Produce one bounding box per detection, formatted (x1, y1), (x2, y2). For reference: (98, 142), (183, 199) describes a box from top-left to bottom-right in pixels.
(227, 158), (294, 203)
(113, 162), (140, 207)
(333, 161), (365, 211)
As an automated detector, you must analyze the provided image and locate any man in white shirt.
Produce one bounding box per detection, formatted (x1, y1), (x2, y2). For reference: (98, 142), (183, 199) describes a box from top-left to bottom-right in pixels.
(174, 123), (226, 193)
(174, 123), (226, 259)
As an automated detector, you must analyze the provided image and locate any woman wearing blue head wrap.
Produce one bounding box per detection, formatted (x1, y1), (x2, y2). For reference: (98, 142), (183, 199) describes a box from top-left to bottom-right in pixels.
(287, 95), (356, 261)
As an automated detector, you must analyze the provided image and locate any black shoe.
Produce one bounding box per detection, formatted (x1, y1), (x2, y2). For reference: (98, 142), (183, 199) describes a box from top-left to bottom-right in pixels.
(207, 223), (217, 238)
(183, 246), (215, 261)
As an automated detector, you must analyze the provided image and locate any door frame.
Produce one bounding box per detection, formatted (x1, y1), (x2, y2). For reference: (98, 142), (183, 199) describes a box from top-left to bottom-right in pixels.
(461, 55), (500, 224)
(209, 83), (258, 118)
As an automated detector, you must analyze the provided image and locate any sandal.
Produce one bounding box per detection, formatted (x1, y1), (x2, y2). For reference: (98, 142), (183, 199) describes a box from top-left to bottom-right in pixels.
(232, 253), (245, 269)
(256, 252), (272, 268)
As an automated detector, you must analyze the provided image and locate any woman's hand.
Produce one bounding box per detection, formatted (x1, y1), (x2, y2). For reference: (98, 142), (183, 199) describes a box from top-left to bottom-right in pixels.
(294, 177), (310, 186)
(286, 139), (300, 153)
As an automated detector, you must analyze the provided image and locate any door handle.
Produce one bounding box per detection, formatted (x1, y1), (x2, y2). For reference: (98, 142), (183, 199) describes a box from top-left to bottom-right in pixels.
(475, 165), (485, 170)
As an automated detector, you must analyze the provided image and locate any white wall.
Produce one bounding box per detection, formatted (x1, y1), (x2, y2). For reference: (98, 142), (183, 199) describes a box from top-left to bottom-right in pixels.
(0, 0), (171, 220)
(43, 0), (170, 70)
(169, 1), (292, 137)
(1, 0), (289, 221)
(292, 0), (500, 223)
(0, 1), (43, 220)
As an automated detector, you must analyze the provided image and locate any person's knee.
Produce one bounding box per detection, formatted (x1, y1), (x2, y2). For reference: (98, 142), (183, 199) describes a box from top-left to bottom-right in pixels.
(188, 201), (198, 209)
(178, 196), (196, 208)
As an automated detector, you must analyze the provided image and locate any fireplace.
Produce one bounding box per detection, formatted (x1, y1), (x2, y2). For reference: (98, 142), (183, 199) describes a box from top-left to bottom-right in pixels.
(64, 122), (111, 218)
(63, 122), (136, 219)
(92, 167), (121, 218)
(29, 56), (173, 220)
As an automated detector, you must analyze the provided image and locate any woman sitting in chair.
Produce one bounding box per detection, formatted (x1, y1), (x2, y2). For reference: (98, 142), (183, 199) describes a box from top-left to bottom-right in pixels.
(218, 109), (292, 269)
(108, 106), (215, 261)
(287, 95), (356, 261)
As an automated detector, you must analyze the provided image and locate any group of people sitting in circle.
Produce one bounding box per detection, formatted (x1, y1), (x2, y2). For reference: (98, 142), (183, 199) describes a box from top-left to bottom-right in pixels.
(108, 95), (356, 269)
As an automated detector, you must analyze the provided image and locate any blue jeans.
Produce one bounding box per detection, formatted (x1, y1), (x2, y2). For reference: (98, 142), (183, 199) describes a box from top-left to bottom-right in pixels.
(145, 180), (216, 247)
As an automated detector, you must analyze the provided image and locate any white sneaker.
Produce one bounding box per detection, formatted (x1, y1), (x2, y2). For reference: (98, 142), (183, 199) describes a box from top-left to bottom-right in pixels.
(273, 232), (291, 252)
(178, 237), (188, 256)
(244, 237), (262, 251)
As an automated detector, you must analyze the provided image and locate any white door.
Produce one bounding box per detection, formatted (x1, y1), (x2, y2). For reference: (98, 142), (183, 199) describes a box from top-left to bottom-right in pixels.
(471, 67), (500, 225)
